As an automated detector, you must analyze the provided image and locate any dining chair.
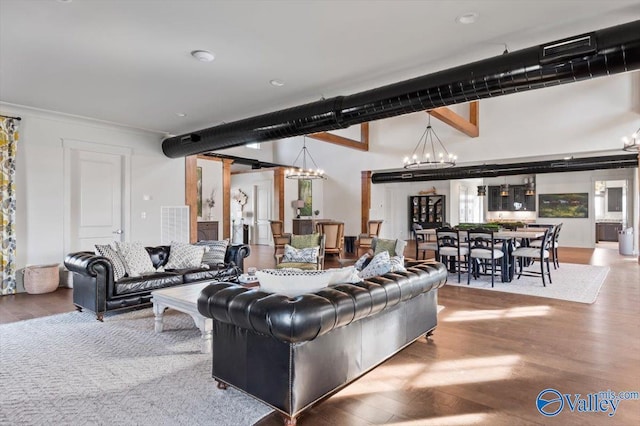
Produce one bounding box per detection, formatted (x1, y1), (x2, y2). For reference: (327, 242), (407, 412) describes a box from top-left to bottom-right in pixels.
(412, 223), (438, 260)
(316, 221), (344, 261)
(436, 227), (468, 283)
(355, 220), (384, 256)
(275, 233), (326, 270)
(512, 228), (553, 286)
(269, 220), (291, 256)
(467, 228), (504, 287)
(529, 223), (562, 269)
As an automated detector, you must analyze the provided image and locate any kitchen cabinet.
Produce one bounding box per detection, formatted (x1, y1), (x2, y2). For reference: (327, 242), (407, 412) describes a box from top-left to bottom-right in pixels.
(487, 185), (535, 212)
(409, 195), (446, 230)
(607, 187), (623, 212)
(596, 222), (622, 242)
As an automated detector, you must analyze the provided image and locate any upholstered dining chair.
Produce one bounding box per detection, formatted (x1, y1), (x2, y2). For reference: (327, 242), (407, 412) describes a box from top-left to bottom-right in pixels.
(269, 220), (291, 256)
(436, 227), (469, 283)
(512, 227), (554, 286)
(355, 220), (384, 256)
(275, 233), (326, 270)
(467, 228), (504, 287)
(528, 223), (562, 269)
(412, 223), (438, 260)
(316, 221), (344, 261)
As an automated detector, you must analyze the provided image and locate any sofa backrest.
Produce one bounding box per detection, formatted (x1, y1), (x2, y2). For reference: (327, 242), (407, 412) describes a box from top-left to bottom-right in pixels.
(198, 261), (447, 344)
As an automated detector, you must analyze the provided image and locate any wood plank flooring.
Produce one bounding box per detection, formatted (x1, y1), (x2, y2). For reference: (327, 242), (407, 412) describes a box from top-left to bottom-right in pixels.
(1, 244), (638, 425)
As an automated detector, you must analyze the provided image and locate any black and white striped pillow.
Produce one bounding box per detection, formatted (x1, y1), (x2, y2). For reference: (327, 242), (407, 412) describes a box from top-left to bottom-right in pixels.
(196, 239), (229, 265)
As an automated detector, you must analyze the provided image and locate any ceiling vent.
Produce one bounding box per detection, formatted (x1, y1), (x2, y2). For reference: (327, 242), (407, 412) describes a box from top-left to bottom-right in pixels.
(162, 20), (640, 158)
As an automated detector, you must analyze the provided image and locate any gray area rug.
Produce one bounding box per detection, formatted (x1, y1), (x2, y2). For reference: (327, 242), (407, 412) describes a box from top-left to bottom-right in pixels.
(445, 262), (609, 304)
(0, 309), (272, 425)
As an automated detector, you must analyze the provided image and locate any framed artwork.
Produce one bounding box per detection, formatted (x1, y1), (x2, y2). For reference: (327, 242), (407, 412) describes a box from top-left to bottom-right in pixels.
(538, 193), (588, 218)
(298, 179), (312, 217)
(196, 167), (202, 217)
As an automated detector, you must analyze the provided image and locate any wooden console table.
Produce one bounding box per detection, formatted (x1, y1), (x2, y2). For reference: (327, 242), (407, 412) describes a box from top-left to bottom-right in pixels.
(292, 218), (314, 235)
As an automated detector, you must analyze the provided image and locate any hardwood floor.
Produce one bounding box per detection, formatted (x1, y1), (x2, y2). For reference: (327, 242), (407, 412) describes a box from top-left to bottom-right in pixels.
(1, 245), (638, 425)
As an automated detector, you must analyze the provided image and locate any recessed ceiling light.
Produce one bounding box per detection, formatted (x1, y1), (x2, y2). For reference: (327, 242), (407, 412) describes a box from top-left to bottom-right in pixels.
(176, 112), (187, 117)
(191, 50), (215, 62)
(57, 0), (73, 3)
(455, 12), (479, 24)
(270, 79), (285, 87)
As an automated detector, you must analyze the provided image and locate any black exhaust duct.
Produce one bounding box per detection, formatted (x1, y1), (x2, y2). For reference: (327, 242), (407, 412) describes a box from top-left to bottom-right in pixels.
(371, 154), (638, 184)
(162, 20), (640, 158)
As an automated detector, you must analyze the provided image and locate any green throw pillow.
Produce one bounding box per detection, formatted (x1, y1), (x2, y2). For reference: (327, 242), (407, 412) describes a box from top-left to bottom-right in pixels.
(291, 233), (320, 249)
(374, 238), (398, 256)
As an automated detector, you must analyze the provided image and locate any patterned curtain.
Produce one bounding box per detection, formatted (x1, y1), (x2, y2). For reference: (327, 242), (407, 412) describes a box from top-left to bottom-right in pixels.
(1, 117), (19, 295)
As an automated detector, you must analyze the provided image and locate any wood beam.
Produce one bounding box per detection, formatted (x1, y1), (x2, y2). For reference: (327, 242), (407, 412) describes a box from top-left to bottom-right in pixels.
(361, 170), (372, 234)
(274, 167), (285, 222)
(185, 155), (198, 243)
(308, 123), (369, 151)
(429, 101), (479, 138)
(222, 159), (233, 240)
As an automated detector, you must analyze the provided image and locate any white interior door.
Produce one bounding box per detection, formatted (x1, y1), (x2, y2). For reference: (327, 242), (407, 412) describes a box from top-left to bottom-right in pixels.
(69, 149), (124, 251)
(253, 181), (272, 245)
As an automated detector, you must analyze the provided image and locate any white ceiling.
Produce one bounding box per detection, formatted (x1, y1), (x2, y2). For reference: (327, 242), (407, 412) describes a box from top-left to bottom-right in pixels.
(1, 0), (639, 137)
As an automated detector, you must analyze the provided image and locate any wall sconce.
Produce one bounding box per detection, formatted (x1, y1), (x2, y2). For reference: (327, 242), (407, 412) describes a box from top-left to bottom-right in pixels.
(477, 185), (487, 196)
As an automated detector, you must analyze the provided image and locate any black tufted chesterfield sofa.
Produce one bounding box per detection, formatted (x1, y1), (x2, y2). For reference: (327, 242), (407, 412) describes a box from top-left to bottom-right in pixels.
(64, 244), (250, 321)
(197, 260), (447, 425)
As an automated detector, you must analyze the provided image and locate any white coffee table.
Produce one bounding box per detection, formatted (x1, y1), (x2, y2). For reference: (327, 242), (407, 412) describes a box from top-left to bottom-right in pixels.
(151, 282), (214, 354)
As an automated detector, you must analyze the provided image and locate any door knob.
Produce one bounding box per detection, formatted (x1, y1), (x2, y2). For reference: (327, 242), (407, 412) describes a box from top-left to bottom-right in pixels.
(112, 229), (123, 234)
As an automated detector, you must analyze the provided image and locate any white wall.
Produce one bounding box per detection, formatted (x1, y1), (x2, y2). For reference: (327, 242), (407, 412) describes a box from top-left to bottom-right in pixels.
(272, 72), (639, 249)
(1, 104), (183, 276)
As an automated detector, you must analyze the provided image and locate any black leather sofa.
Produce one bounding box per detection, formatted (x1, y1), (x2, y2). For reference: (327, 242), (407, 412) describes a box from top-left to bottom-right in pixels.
(65, 244), (250, 321)
(197, 260), (447, 425)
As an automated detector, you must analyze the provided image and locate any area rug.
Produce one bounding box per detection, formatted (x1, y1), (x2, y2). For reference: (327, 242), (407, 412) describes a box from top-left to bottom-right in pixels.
(445, 263), (609, 304)
(0, 309), (272, 425)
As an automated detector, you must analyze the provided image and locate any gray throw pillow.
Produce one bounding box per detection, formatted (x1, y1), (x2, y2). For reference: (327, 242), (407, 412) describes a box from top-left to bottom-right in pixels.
(196, 239), (229, 265)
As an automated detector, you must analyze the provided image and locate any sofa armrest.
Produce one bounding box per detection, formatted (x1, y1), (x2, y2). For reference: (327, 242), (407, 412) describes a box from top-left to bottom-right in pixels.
(64, 251), (112, 279)
(225, 243), (251, 272)
(64, 251), (117, 308)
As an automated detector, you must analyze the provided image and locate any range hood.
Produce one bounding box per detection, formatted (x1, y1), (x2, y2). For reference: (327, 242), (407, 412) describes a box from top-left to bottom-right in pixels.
(162, 20), (640, 158)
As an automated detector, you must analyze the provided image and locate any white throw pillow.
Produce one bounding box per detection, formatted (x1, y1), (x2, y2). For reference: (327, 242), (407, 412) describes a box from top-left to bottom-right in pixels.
(256, 269), (333, 297)
(354, 253), (371, 271)
(115, 242), (155, 277)
(358, 251), (391, 280)
(326, 266), (362, 285)
(389, 256), (406, 273)
(282, 244), (319, 263)
(165, 242), (206, 269)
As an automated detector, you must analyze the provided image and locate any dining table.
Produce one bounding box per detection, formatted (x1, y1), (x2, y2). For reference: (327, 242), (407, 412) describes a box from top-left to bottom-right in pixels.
(415, 228), (545, 282)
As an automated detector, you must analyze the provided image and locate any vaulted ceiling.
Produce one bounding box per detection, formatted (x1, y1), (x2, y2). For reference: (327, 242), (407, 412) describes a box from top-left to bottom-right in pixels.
(1, 0), (639, 137)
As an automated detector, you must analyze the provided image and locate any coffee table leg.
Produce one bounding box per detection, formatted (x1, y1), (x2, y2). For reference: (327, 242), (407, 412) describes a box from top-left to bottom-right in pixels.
(153, 302), (165, 333)
(193, 316), (213, 354)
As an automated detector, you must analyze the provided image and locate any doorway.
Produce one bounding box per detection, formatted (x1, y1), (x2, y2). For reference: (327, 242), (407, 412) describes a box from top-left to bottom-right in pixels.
(63, 140), (131, 253)
(594, 179), (626, 249)
(252, 181), (273, 245)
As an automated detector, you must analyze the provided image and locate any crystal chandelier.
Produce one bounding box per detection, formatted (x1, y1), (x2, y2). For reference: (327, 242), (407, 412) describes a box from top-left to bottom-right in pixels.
(622, 127), (640, 152)
(285, 136), (326, 180)
(403, 113), (457, 169)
